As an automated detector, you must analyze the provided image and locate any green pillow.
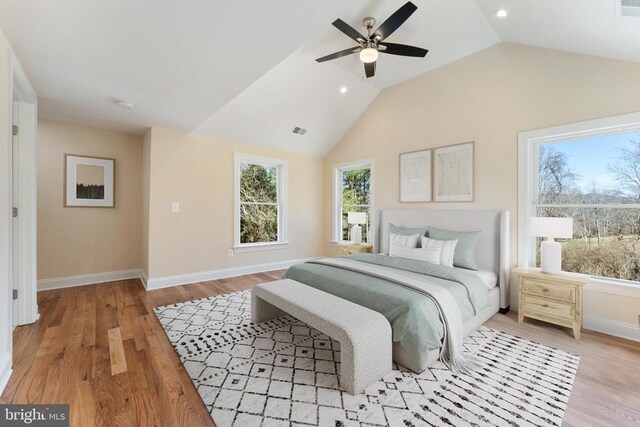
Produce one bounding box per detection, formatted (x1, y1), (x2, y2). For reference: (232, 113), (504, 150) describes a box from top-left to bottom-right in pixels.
(428, 226), (480, 270)
(389, 223), (428, 248)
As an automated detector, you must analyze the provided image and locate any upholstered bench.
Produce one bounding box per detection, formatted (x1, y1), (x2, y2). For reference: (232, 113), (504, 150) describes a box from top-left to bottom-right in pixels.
(251, 279), (392, 395)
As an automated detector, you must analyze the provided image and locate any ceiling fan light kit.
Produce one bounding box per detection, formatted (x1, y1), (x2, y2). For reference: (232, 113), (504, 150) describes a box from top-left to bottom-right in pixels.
(359, 46), (379, 63)
(315, 1), (428, 78)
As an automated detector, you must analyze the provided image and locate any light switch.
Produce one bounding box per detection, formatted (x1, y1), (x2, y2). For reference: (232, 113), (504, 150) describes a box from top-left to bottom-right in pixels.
(172, 202), (180, 213)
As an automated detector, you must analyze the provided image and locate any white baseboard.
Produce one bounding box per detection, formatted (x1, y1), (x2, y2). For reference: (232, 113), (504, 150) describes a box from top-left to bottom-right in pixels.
(584, 314), (640, 342)
(0, 351), (12, 395)
(36, 258), (317, 292)
(37, 269), (143, 291)
(145, 257), (318, 290)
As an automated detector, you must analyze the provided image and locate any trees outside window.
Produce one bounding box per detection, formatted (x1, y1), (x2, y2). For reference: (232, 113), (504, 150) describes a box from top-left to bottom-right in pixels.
(334, 162), (372, 243)
(234, 154), (286, 248)
(535, 133), (640, 282)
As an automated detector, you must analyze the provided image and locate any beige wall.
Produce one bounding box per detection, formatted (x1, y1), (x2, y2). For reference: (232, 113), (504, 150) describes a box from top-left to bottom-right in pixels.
(37, 120), (143, 280)
(145, 127), (323, 280)
(324, 42), (640, 324)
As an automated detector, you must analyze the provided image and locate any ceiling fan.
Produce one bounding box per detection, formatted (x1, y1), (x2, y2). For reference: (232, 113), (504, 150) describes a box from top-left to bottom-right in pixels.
(315, 1), (428, 78)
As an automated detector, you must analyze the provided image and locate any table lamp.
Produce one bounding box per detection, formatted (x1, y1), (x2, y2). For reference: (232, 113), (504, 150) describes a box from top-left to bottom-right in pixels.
(531, 216), (573, 274)
(347, 212), (367, 244)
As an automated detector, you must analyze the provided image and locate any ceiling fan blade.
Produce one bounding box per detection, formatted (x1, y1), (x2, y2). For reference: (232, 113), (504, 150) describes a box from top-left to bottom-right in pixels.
(316, 47), (360, 63)
(379, 42), (428, 58)
(332, 19), (367, 43)
(373, 1), (418, 42)
(364, 61), (376, 78)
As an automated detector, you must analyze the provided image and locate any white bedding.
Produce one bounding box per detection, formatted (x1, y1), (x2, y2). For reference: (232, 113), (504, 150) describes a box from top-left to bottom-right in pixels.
(462, 268), (498, 290)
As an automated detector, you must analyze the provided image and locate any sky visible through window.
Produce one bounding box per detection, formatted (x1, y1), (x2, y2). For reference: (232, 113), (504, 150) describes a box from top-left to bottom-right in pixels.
(536, 130), (640, 282)
(545, 132), (638, 193)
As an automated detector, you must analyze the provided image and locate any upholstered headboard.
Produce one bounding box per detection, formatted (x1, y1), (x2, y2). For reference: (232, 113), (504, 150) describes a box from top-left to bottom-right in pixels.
(374, 209), (510, 309)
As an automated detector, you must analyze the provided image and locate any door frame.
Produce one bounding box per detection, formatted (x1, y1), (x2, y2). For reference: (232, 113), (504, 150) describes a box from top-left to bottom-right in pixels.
(11, 55), (38, 326)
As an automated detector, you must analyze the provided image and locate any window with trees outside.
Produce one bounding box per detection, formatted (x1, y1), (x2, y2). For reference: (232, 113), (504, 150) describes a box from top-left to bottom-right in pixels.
(333, 161), (373, 243)
(528, 130), (640, 283)
(234, 154), (287, 250)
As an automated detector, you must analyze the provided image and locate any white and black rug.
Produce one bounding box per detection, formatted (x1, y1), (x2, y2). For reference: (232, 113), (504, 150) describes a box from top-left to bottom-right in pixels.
(154, 290), (579, 427)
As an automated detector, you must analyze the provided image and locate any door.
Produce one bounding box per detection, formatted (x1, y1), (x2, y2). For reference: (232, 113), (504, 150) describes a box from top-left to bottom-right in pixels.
(11, 100), (19, 328)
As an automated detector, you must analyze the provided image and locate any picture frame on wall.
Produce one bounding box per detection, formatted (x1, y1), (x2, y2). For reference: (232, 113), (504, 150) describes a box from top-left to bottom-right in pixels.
(64, 154), (115, 208)
(399, 149), (432, 202)
(433, 141), (474, 202)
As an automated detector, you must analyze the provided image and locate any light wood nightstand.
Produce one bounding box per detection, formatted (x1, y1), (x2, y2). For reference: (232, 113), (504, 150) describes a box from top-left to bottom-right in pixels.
(339, 243), (373, 256)
(513, 267), (588, 339)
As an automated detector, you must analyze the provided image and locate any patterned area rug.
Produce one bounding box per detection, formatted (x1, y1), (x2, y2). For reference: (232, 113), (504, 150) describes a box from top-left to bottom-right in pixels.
(154, 290), (579, 427)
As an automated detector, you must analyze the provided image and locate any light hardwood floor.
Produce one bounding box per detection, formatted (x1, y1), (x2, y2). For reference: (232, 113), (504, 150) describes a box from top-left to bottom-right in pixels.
(2, 272), (639, 426)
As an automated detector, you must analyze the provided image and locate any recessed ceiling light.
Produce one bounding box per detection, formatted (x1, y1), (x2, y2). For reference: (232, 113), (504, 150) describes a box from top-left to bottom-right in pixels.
(496, 9), (508, 18)
(340, 86), (348, 94)
(116, 100), (134, 110)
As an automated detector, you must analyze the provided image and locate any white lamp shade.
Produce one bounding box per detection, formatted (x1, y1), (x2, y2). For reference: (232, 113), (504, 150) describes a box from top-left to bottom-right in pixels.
(531, 217), (573, 239)
(347, 212), (367, 225)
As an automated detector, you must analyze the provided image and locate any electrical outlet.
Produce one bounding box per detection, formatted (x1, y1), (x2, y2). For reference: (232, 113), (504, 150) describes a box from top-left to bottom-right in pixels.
(172, 202), (180, 213)
(228, 248), (235, 257)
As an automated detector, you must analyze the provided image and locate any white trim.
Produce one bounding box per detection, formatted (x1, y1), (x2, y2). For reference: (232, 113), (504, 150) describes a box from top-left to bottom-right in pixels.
(0, 352), (11, 394)
(12, 97), (38, 325)
(232, 241), (290, 253)
(518, 111), (640, 268)
(145, 257), (318, 290)
(5, 53), (39, 330)
(332, 159), (375, 244)
(37, 269), (143, 291)
(234, 152), (288, 249)
(584, 314), (640, 342)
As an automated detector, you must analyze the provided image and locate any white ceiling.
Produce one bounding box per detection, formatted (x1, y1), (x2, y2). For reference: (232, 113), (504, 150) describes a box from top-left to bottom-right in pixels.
(193, 0), (501, 156)
(0, 0), (357, 134)
(476, 0), (640, 64)
(192, 48), (381, 158)
(2, 0), (640, 156)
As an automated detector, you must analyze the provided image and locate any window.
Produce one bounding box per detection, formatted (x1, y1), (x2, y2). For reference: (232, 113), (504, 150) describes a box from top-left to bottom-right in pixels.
(519, 113), (640, 284)
(333, 160), (373, 243)
(234, 153), (287, 251)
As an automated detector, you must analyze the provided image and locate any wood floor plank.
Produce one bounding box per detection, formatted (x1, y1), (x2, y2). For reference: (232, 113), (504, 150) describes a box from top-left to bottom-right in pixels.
(2, 271), (638, 426)
(107, 327), (128, 376)
(71, 380), (95, 427)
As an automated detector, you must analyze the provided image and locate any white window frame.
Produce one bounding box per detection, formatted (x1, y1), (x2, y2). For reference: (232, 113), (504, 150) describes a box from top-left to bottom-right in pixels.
(332, 159), (374, 244)
(518, 111), (640, 293)
(233, 153), (288, 253)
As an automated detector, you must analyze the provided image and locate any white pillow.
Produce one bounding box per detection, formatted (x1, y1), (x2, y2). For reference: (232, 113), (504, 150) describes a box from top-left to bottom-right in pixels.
(389, 244), (442, 264)
(389, 233), (420, 248)
(421, 236), (458, 268)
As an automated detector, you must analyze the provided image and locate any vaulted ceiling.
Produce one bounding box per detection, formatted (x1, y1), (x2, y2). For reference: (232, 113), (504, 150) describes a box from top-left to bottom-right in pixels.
(1, 0), (639, 157)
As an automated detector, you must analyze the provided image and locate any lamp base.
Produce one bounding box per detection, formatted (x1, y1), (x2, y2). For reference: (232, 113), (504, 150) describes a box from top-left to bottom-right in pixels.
(540, 240), (561, 274)
(351, 225), (362, 244)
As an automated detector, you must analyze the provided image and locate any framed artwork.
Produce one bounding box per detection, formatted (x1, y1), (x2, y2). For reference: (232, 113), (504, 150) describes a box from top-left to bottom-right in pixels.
(64, 154), (115, 208)
(399, 149), (432, 202)
(434, 142), (474, 202)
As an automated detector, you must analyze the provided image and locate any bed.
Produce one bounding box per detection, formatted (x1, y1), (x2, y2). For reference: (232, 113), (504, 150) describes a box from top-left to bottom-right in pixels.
(285, 209), (510, 372)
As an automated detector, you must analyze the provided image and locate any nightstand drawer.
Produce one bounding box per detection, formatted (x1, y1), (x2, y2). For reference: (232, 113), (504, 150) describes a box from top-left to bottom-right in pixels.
(522, 279), (576, 302)
(523, 294), (575, 319)
(339, 243), (373, 256)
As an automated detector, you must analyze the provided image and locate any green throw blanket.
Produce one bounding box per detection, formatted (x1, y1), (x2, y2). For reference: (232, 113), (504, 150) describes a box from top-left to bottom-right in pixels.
(284, 254), (488, 369)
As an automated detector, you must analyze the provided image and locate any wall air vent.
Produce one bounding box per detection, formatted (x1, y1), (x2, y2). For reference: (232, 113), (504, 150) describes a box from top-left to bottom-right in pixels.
(292, 126), (307, 136)
(621, 0), (640, 17)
